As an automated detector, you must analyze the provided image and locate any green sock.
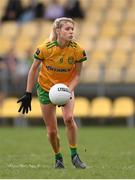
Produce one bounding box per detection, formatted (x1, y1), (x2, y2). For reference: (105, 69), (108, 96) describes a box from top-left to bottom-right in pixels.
(70, 147), (77, 157)
(55, 152), (62, 160)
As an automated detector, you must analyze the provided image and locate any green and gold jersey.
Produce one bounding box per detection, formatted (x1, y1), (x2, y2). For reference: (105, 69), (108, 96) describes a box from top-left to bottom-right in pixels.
(34, 40), (87, 92)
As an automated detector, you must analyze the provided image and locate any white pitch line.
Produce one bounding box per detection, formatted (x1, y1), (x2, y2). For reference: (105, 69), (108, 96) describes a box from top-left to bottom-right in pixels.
(7, 163), (48, 169)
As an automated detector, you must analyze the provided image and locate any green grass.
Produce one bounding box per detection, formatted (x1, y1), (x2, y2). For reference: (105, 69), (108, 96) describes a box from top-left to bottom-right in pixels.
(0, 126), (135, 179)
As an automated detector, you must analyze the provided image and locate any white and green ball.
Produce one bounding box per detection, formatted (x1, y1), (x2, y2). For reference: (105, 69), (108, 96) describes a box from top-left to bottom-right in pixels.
(49, 83), (71, 105)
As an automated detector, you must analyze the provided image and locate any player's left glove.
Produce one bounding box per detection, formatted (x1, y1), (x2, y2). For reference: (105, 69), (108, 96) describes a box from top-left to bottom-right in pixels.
(17, 92), (32, 114)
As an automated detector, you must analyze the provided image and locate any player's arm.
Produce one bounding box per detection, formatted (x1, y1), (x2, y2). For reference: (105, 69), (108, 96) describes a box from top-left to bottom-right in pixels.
(26, 59), (41, 92)
(68, 62), (83, 92)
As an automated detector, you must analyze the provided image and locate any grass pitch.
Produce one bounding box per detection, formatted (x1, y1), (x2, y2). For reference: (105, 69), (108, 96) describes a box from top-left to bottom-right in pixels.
(0, 126), (135, 179)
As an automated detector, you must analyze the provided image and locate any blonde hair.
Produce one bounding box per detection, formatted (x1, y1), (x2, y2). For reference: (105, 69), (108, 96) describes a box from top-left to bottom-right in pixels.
(49, 17), (75, 41)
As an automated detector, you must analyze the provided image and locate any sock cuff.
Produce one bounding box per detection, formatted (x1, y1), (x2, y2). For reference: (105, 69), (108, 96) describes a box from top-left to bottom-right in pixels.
(70, 145), (77, 149)
(55, 152), (61, 155)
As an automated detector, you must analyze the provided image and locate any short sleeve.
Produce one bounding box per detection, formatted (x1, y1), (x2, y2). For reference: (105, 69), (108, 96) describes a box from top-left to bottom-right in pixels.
(75, 46), (87, 63)
(33, 46), (44, 61)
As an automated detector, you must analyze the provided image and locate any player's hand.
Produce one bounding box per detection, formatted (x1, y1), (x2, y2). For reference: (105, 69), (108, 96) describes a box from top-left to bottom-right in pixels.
(58, 97), (72, 107)
(17, 92), (32, 114)
(58, 104), (65, 107)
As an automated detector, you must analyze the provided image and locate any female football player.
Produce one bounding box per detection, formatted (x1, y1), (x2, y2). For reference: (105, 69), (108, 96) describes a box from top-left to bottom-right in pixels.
(17, 17), (87, 169)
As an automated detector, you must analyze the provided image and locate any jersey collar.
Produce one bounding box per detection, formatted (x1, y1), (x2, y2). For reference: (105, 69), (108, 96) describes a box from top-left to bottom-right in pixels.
(54, 40), (70, 48)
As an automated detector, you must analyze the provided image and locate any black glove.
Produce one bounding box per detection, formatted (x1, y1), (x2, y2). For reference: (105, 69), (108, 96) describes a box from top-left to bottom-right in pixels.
(17, 92), (32, 114)
(58, 104), (65, 107)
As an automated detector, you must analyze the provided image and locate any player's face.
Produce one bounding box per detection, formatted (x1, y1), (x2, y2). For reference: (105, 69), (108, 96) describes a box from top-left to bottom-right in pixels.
(58, 22), (74, 41)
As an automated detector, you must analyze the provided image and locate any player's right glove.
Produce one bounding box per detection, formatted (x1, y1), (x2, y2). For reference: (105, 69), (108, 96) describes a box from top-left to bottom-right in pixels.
(17, 92), (32, 114)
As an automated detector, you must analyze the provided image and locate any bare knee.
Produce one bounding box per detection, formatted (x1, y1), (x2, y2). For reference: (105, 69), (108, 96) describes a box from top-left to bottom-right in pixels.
(47, 129), (57, 139)
(64, 114), (75, 127)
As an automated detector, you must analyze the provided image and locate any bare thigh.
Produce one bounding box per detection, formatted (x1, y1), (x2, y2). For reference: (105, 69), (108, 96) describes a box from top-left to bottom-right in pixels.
(40, 103), (58, 131)
(62, 91), (75, 121)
